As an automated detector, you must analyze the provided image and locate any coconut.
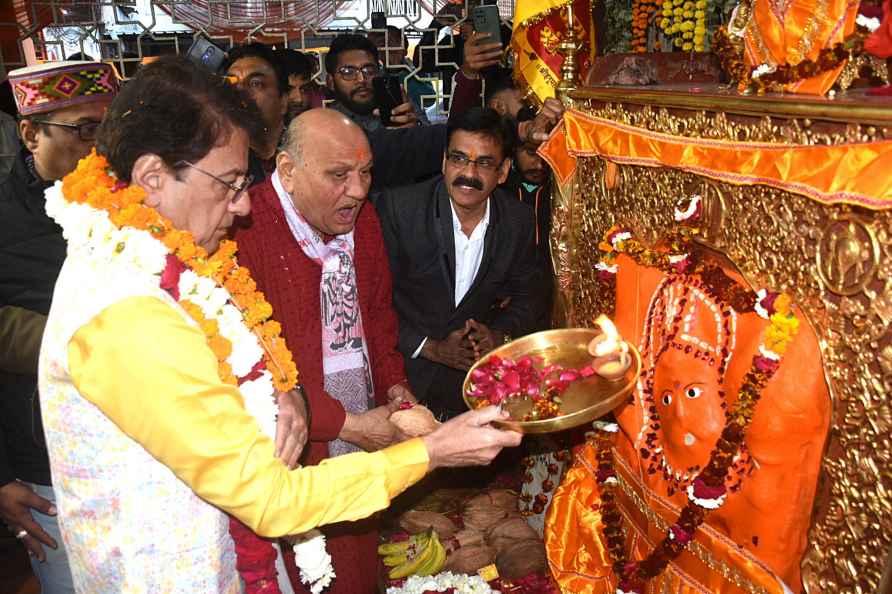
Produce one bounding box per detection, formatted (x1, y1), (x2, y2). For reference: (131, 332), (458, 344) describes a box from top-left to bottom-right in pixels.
(495, 539), (547, 579)
(389, 405), (441, 437)
(444, 544), (497, 574)
(485, 517), (540, 555)
(454, 528), (485, 549)
(397, 510), (458, 539)
(463, 490), (518, 514)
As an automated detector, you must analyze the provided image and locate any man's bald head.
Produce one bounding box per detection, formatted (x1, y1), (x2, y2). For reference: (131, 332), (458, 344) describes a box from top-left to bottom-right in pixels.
(284, 108), (368, 165)
(276, 107), (374, 237)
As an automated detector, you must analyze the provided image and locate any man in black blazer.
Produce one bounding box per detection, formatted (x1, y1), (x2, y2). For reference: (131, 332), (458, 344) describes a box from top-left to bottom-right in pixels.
(375, 107), (543, 419)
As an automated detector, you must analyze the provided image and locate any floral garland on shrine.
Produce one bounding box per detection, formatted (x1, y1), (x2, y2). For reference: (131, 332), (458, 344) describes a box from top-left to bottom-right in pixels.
(713, 19), (877, 94)
(46, 150), (333, 594)
(591, 214), (800, 593)
(659, 0), (708, 51)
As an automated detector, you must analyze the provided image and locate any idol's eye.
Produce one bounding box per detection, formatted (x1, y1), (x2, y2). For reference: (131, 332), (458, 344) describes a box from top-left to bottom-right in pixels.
(685, 386), (703, 399)
(661, 392), (672, 406)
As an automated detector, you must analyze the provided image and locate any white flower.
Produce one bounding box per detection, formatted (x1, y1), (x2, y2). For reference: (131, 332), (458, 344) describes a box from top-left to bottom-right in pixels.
(758, 344), (780, 361)
(857, 14), (881, 32)
(751, 63), (776, 79)
(754, 288), (770, 319)
(240, 372), (278, 440)
(673, 194), (701, 222)
(604, 476), (619, 486)
(610, 231), (632, 249)
(668, 254), (689, 264)
(387, 571), (498, 594)
(119, 228), (168, 275)
(218, 304), (264, 377)
(293, 530), (335, 594)
(686, 483), (726, 509)
(595, 261), (618, 274)
(593, 420), (619, 433)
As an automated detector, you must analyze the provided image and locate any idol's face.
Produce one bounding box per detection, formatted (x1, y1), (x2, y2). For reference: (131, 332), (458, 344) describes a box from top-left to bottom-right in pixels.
(652, 342), (725, 475)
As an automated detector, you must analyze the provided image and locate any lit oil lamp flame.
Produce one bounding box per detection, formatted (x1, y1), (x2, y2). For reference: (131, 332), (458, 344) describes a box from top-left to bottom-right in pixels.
(589, 315), (631, 381)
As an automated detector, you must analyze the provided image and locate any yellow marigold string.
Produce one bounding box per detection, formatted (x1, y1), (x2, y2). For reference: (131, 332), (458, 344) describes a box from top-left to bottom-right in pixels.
(63, 150), (299, 393)
(181, 300), (238, 385)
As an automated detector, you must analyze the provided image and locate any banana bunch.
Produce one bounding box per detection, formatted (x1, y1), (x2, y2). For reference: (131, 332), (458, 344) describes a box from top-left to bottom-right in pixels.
(379, 530), (447, 579)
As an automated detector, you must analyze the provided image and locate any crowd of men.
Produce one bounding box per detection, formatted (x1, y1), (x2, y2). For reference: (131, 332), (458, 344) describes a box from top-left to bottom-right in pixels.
(0, 21), (560, 594)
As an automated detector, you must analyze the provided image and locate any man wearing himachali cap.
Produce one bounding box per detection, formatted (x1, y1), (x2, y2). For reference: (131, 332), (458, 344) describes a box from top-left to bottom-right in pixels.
(0, 60), (118, 593)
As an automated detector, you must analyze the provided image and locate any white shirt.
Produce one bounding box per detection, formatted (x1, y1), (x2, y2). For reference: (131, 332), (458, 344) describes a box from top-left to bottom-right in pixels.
(412, 199), (491, 358)
(451, 198), (490, 306)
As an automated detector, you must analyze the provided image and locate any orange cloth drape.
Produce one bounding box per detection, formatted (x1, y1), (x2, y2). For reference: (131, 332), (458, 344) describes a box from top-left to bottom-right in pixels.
(743, 0), (859, 94)
(539, 109), (892, 210)
(545, 441), (788, 594)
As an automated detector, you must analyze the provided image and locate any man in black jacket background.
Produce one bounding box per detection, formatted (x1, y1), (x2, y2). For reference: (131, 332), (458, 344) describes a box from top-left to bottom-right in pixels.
(374, 107), (542, 419)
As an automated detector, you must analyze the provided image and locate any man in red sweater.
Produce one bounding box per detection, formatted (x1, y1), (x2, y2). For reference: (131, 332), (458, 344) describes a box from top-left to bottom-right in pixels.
(234, 108), (421, 593)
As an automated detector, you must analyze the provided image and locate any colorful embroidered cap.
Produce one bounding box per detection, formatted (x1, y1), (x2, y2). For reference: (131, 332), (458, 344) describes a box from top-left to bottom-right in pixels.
(10, 61), (119, 116)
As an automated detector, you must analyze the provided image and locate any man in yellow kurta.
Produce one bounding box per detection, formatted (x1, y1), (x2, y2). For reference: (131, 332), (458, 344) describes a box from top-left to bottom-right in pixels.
(37, 55), (521, 593)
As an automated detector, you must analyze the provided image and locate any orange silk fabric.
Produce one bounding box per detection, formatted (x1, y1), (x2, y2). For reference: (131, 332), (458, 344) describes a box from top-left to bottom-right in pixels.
(743, 0), (859, 94)
(538, 110), (892, 210)
(546, 442), (790, 594)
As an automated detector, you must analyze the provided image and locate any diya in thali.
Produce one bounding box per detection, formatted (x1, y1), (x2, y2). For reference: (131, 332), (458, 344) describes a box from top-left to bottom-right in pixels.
(462, 316), (641, 434)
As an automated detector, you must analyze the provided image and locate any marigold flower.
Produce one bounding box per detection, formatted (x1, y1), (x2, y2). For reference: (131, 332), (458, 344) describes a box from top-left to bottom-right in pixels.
(209, 333), (233, 360)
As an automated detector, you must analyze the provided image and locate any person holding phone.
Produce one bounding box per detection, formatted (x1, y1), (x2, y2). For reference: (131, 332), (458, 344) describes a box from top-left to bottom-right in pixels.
(325, 34), (422, 133)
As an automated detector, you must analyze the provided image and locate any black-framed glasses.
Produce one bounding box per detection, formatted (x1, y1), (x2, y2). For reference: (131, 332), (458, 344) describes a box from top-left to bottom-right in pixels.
(175, 160), (253, 203)
(446, 151), (503, 172)
(335, 64), (380, 81)
(34, 119), (101, 141)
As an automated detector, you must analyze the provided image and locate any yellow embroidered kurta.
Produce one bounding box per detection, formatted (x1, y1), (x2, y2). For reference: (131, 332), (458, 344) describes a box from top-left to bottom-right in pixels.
(40, 254), (428, 593)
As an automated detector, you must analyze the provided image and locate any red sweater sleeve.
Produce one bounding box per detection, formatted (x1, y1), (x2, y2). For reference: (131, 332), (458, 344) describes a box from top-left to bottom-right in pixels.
(357, 206), (407, 405)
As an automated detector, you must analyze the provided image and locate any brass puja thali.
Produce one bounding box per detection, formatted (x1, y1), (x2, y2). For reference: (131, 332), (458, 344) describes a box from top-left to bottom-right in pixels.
(462, 328), (641, 434)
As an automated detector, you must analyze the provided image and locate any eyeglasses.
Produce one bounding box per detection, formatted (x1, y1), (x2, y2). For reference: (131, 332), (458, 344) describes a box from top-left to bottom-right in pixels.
(446, 151), (503, 172)
(34, 119), (101, 141)
(175, 161), (253, 203)
(335, 64), (380, 81)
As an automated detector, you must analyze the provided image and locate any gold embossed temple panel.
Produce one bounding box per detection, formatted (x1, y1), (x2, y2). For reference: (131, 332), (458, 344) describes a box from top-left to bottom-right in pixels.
(544, 84), (892, 594)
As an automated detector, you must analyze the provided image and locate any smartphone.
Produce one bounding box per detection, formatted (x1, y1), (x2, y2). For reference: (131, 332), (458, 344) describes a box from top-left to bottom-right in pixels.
(471, 4), (502, 46)
(373, 74), (403, 127)
(186, 36), (225, 74)
(371, 11), (386, 30)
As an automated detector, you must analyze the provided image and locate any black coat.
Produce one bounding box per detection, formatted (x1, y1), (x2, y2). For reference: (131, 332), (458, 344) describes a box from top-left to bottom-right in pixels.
(374, 176), (543, 418)
(0, 151), (62, 486)
(501, 170), (554, 330)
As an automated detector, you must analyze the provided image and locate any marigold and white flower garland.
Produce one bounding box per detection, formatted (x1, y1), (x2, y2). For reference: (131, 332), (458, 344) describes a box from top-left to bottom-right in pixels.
(48, 151), (332, 594)
(386, 572), (499, 594)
